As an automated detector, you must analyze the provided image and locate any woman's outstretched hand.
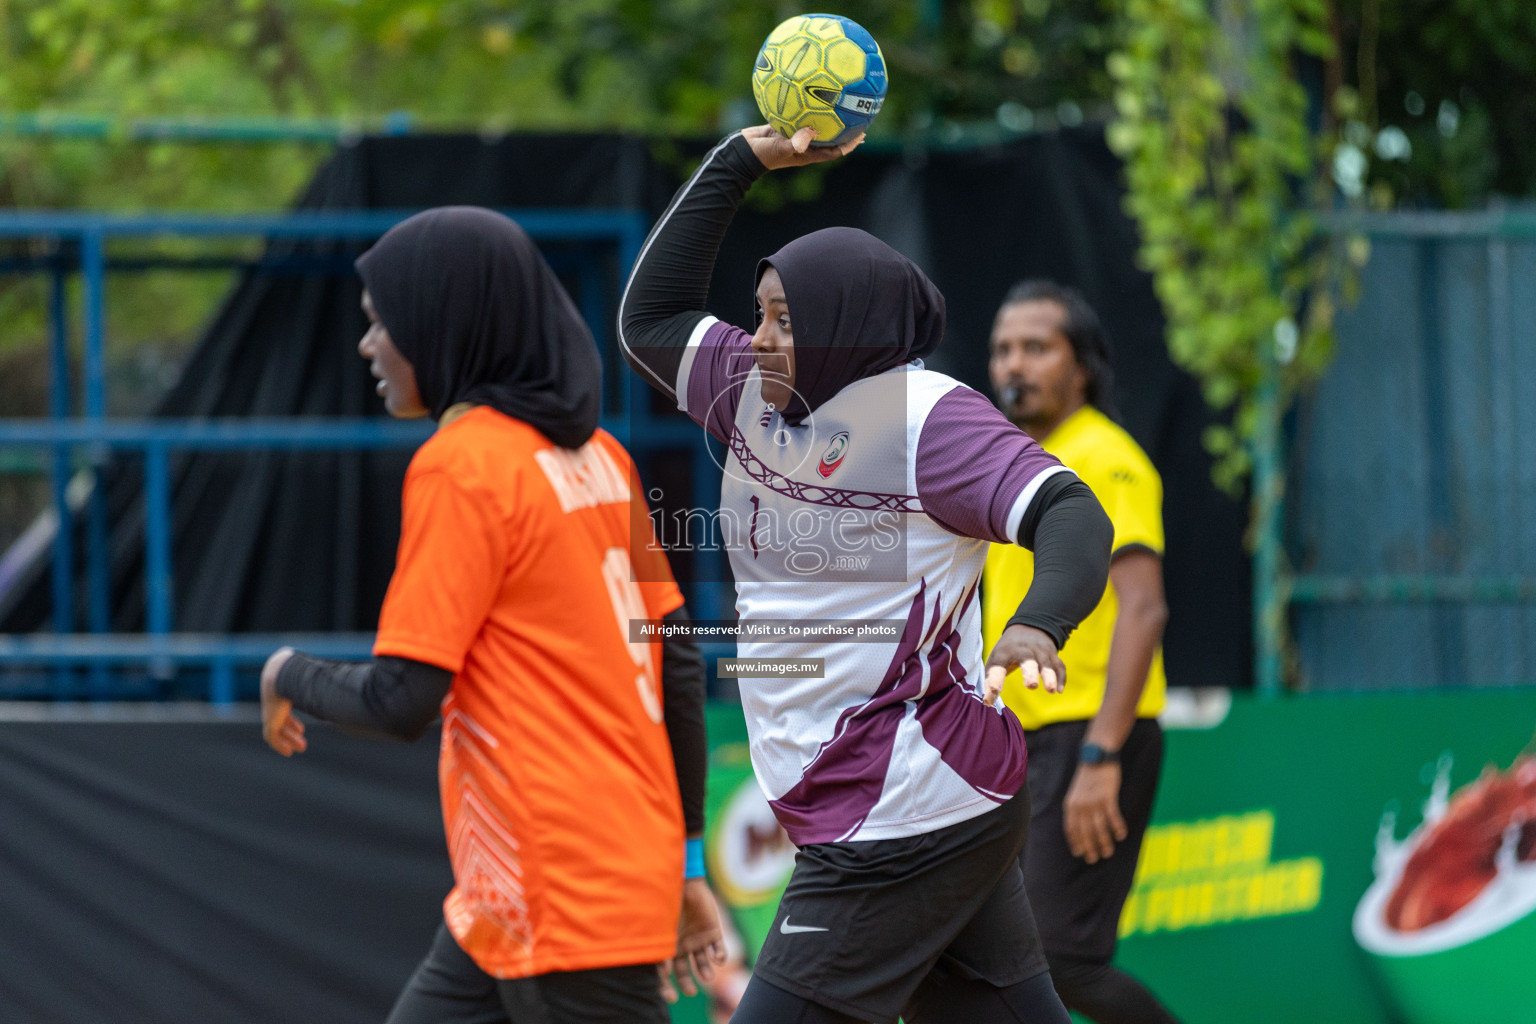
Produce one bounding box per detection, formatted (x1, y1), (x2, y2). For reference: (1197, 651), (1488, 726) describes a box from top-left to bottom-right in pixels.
(260, 646), (307, 756)
(742, 124), (865, 171)
(984, 623), (1066, 705)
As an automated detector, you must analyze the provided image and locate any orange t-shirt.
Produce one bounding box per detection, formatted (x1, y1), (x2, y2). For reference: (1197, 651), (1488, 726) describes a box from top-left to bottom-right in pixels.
(374, 406), (685, 979)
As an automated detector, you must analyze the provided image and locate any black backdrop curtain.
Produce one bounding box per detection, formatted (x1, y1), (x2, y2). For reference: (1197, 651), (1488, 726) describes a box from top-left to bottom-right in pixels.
(0, 129), (1250, 690)
(0, 717), (448, 1024)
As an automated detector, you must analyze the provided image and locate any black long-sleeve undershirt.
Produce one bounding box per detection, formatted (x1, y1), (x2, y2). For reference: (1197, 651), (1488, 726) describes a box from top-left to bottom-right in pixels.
(658, 605), (707, 835)
(275, 605), (709, 834)
(276, 652), (451, 742)
(1009, 472), (1114, 649)
(618, 133), (767, 394)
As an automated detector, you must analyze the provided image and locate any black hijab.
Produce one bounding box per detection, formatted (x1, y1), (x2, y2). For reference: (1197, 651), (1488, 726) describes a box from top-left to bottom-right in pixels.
(759, 226), (945, 425)
(355, 206), (601, 449)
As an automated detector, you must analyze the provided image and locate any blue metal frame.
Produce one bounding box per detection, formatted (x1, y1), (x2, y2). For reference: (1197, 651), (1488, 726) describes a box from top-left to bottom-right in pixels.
(0, 112), (416, 142)
(0, 209), (650, 238)
(0, 207), (738, 701)
(1253, 212), (1536, 695)
(0, 633), (379, 705)
(1251, 345), (1285, 699)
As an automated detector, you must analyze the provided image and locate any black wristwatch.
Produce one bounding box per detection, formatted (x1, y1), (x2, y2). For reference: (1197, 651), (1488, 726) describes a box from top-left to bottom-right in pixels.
(1079, 742), (1121, 766)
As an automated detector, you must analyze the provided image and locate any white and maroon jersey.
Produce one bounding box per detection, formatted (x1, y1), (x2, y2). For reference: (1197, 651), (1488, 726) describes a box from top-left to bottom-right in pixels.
(675, 316), (1072, 845)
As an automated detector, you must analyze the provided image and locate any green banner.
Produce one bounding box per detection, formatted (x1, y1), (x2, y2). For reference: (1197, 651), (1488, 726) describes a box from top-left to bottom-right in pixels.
(1118, 688), (1536, 1024)
(677, 689), (1536, 1023)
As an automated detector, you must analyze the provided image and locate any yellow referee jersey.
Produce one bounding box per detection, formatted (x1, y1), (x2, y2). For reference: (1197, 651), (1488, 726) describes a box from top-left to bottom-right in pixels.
(982, 404), (1166, 729)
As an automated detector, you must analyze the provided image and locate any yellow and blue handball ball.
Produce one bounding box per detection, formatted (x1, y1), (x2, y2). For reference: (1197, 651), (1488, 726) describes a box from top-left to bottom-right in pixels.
(752, 13), (887, 147)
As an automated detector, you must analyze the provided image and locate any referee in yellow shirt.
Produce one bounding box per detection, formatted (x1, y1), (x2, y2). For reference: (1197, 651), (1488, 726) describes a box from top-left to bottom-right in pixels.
(982, 281), (1181, 1024)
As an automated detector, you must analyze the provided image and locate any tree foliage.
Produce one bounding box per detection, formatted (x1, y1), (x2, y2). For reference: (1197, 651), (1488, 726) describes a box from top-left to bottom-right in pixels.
(1107, 0), (1353, 490)
(1106, 0), (1536, 492)
(1333, 0), (1536, 208)
(0, 0), (1122, 204)
(0, 0), (1531, 374)
(0, 0), (1121, 357)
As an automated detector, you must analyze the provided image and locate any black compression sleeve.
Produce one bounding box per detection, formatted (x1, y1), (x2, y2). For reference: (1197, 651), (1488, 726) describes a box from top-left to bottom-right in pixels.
(618, 133), (767, 396)
(275, 653), (452, 742)
(1007, 476), (1113, 648)
(660, 605), (707, 835)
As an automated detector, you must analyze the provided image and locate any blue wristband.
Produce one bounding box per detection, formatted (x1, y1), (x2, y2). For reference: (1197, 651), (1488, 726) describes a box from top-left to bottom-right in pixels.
(684, 837), (706, 880)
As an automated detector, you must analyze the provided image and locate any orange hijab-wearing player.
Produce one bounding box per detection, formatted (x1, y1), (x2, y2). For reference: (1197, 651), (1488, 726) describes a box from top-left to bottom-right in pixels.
(258, 207), (725, 1024)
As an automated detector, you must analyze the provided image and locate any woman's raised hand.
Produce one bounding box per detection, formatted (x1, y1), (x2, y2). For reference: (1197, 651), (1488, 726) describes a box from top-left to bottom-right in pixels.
(742, 124), (866, 171)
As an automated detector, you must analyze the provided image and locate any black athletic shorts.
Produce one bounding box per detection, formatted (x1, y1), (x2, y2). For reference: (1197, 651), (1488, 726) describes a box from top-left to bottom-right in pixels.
(1021, 717), (1165, 963)
(752, 792), (1050, 1023)
(384, 921), (668, 1024)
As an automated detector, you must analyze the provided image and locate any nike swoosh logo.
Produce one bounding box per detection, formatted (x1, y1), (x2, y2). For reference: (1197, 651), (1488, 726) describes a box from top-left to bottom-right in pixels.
(779, 917), (829, 935)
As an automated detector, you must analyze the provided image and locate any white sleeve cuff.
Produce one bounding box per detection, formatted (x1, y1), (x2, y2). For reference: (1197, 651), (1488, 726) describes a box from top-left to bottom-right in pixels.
(674, 316), (719, 415)
(1004, 465), (1076, 544)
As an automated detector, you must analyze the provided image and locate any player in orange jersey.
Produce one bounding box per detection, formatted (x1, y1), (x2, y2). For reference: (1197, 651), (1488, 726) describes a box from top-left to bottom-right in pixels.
(258, 207), (724, 1023)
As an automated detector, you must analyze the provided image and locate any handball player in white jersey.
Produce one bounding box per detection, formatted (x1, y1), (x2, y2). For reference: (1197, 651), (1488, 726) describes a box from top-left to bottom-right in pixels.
(620, 126), (1113, 1024)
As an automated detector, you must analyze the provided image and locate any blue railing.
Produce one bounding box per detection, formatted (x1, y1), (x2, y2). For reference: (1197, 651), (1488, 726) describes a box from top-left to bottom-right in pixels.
(0, 208), (653, 424)
(1251, 210), (1536, 693)
(0, 208), (732, 700)
(0, 633), (378, 704)
(0, 111), (417, 142)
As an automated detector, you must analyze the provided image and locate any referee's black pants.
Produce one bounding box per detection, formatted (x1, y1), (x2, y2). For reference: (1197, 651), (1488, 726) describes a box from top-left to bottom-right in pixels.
(1021, 717), (1182, 1024)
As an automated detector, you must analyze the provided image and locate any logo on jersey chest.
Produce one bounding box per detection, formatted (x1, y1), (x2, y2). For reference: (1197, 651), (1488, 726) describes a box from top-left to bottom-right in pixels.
(816, 431), (851, 478)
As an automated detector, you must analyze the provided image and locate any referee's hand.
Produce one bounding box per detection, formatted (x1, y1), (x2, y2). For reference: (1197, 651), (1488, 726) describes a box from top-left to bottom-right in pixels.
(984, 624), (1066, 705)
(1065, 763), (1128, 864)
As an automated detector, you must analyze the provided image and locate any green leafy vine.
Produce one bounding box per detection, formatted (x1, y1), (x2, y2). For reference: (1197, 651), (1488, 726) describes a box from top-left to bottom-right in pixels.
(1107, 0), (1358, 492)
